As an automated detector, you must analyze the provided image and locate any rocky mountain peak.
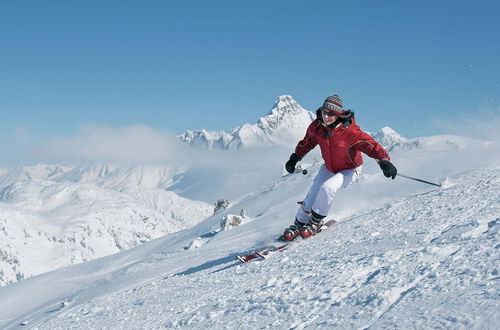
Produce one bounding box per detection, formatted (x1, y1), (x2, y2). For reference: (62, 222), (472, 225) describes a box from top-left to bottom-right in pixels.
(371, 126), (407, 148)
(179, 95), (315, 149)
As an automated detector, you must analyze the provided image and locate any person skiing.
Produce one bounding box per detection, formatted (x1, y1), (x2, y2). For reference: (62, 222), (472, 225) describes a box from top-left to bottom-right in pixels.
(282, 94), (397, 241)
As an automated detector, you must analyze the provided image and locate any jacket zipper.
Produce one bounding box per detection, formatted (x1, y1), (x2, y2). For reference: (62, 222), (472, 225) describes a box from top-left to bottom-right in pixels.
(327, 131), (334, 171)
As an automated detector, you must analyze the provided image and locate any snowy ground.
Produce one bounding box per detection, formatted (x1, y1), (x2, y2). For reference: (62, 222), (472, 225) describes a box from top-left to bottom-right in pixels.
(0, 175), (213, 286)
(0, 126), (499, 328)
(0, 161), (498, 329)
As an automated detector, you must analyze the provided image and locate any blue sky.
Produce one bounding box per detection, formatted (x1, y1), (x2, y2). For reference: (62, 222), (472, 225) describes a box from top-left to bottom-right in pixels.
(1, 0), (499, 166)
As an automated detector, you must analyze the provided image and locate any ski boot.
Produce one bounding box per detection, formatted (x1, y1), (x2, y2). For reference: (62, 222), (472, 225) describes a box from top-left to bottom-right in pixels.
(309, 212), (325, 233)
(298, 212), (325, 238)
(297, 223), (314, 238)
(282, 219), (303, 241)
(282, 212), (326, 241)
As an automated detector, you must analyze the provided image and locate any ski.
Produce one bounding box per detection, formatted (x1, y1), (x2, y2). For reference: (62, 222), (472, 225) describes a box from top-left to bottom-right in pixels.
(236, 219), (336, 263)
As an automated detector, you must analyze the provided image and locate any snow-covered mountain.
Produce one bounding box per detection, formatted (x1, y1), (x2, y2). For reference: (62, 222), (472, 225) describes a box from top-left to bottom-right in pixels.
(0, 165), (213, 286)
(0, 164), (72, 188)
(386, 134), (490, 153)
(0, 168), (9, 177)
(0, 163), (187, 191)
(178, 94), (444, 154)
(0, 138), (498, 328)
(370, 126), (407, 149)
(179, 95), (316, 149)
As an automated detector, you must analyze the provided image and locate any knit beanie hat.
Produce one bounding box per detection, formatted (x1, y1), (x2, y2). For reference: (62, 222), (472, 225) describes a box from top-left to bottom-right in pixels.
(322, 95), (343, 113)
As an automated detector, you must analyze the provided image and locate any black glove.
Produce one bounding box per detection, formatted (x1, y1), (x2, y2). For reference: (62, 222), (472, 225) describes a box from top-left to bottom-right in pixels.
(285, 153), (301, 174)
(379, 160), (397, 179)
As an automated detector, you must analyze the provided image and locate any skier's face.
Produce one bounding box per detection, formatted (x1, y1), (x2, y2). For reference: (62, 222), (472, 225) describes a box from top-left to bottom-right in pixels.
(322, 109), (337, 125)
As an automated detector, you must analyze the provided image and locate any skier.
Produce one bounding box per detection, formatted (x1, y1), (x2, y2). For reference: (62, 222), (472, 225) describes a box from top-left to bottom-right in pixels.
(282, 94), (397, 241)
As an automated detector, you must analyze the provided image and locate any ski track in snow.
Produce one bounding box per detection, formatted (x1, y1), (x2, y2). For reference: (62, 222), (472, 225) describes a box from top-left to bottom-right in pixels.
(16, 167), (499, 330)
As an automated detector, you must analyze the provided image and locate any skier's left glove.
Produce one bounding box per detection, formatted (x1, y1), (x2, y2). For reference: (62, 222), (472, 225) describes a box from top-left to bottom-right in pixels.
(285, 153), (301, 174)
(379, 160), (397, 179)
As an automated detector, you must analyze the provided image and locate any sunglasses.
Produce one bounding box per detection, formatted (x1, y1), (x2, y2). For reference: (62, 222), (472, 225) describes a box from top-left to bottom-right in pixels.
(322, 109), (337, 117)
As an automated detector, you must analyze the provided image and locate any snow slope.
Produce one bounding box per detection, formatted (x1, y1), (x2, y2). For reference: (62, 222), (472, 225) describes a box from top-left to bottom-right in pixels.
(0, 169), (212, 286)
(0, 121), (494, 287)
(0, 146), (498, 328)
(0, 93), (498, 327)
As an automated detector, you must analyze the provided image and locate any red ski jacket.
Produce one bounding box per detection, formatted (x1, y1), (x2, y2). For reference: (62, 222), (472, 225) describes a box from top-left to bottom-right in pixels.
(295, 118), (390, 173)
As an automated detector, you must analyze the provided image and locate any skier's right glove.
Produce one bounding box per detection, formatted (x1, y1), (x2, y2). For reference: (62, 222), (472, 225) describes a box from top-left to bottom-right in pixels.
(379, 159), (397, 179)
(285, 153), (301, 174)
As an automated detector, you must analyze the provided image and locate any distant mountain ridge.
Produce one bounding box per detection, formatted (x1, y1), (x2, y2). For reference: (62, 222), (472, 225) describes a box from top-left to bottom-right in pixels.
(179, 95), (316, 149)
(0, 164), (212, 286)
(179, 95), (413, 151)
(370, 126), (407, 149)
(0, 163), (187, 192)
(178, 93), (489, 157)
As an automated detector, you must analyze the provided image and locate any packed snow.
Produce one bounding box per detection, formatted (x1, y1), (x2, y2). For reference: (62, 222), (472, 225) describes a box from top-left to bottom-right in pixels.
(38, 168), (498, 329)
(0, 95), (499, 328)
(0, 163), (498, 329)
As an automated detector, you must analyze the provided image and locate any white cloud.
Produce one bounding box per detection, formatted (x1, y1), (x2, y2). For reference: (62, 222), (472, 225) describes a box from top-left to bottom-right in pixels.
(432, 108), (500, 141)
(34, 125), (191, 165)
(1, 123), (294, 172)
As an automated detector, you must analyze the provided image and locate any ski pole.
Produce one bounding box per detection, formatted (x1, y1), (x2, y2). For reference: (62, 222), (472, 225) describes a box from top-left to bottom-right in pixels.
(397, 173), (442, 187)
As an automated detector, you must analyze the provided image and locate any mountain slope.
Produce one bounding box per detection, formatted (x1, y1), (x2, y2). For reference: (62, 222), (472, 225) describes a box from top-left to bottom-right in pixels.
(0, 160), (498, 328)
(0, 97), (498, 327)
(0, 179), (212, 286)
(0, 164), (71, 188)
(0, 127), (493, 287)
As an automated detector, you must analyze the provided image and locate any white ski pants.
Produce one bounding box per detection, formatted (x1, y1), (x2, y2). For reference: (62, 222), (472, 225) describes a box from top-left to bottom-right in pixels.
(296, 165), (361, 223)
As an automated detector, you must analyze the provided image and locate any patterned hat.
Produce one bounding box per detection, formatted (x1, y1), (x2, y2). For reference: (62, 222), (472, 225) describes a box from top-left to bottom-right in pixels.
(322, 95), (343, 113)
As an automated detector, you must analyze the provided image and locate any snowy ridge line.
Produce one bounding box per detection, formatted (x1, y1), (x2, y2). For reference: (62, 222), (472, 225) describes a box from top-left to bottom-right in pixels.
(178, 95), (316, 149)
